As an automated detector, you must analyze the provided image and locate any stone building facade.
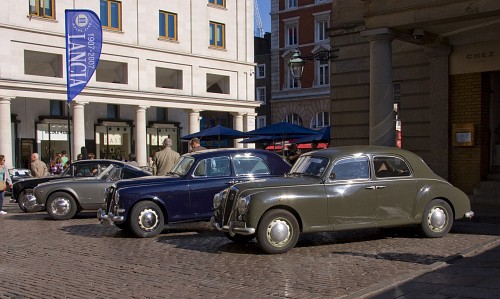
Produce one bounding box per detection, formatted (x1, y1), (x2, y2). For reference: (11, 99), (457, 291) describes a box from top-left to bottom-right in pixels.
(331, 0), (500, 193)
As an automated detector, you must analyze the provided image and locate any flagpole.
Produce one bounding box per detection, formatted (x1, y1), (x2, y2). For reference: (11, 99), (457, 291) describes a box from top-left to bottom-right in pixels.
(67, 102), (72, 163)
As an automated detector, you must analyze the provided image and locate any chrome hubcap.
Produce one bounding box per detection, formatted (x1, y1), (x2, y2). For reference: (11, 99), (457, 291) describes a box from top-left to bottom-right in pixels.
(427, 207), (446, 232)
(50, 197), (71, 216)
(138, 208), (159, 231)
(266, 218), (291, 247)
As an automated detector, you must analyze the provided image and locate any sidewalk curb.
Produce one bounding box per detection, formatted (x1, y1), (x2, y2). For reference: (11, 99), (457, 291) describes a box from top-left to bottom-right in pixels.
(340, 237), (500, 299)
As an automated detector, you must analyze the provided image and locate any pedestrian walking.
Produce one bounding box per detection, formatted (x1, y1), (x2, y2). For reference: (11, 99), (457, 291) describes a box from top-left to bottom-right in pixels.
(30, 153), (49, 178)
(153, 138), (180, 175)
(60, 150), (69, 167)
(189, 138), (207, 152)
(0, 154), (13, 215)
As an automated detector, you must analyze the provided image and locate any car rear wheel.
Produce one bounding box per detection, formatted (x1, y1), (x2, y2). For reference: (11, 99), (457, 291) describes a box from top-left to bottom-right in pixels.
(224, 232), (255, 243)
(256, 209), (299, 254)
(421, 199), (453, 238)
(129, 201), (164, 238)
(18, 189), (39, 213)
(46, 192), (78, 220)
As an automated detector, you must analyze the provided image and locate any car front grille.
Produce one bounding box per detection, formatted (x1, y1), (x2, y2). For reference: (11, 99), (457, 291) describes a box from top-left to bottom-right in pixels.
(222, 188), (237, 226)
(105, 186), (115, 214)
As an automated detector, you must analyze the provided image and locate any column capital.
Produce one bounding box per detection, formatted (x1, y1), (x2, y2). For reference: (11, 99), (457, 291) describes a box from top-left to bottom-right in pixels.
(137, 105), (150, 110)
(185, 109), (203, 114)
(72, 100), (89, 106)
(361, 28), (394, 41)
(231, 112), (245, 117)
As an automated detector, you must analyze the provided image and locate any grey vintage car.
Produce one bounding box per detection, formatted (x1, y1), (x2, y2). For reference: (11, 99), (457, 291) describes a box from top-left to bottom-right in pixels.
(212, 146), (474, 254)
(33, 163), (151, 220)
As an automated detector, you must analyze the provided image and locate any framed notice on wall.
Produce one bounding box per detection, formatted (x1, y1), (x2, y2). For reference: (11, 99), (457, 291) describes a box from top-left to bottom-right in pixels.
(452, 123), (475, 147)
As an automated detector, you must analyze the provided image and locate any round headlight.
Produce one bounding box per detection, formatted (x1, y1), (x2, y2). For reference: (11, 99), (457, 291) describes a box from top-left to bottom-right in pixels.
(213, 192), (222, 209)
(237, 196), (250, 215)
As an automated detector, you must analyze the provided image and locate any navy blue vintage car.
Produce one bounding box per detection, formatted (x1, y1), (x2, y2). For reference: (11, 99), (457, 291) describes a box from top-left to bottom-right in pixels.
(98, 148), (291, 237)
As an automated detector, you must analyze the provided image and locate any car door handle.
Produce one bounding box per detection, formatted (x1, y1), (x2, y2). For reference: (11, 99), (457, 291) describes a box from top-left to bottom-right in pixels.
(376, 186), (386, 189)
(365, 186), (376, 190)
(227, 180), (243, 184)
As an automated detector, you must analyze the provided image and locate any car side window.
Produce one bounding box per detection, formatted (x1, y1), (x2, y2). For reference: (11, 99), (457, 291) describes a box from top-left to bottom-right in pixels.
(193, 157), (231, 177)
(233, 156), (270, 176)
(373, 156), (411, 178)
(74, 164), (95, 177)
(331, 156), (370, 180)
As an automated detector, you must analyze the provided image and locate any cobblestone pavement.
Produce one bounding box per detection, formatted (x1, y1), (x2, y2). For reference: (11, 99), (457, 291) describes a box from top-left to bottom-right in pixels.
(0, 198), (499, 299)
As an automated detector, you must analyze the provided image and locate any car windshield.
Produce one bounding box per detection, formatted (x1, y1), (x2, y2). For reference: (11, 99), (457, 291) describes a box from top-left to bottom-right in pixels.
(170, 156), (195, 176)
(97, 165), (122, 182)
(289, 155), (329, 177)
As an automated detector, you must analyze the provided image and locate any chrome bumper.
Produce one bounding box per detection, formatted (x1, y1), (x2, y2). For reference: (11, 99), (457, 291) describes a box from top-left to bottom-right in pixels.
(465, 211), (474, 219)
(97, 208), (125, 226)
(210, 216), (256, 235)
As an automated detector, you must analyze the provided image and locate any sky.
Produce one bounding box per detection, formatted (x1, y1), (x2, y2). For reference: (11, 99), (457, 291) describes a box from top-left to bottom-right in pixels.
(256, 0), (271, 34)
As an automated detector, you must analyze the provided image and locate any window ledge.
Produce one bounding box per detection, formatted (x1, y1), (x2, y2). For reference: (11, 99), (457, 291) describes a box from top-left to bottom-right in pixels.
(158, 37), (179, 44)
(208, 46), (227, 51)
(102, 27), (124, 34)
(27, 15), (57, 23)
(207, 4), (228, 11)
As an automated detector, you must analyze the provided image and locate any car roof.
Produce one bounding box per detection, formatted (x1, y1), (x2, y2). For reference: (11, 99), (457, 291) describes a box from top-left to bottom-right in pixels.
(184, 148), (279, 158)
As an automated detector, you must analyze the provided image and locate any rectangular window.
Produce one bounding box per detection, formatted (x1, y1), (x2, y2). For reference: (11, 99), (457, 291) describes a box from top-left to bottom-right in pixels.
(256, 64), (266, 79)
(50, 100), (63, 116)
(256, 87), (266, 103)
(316, 20), (328, 42)
(285, 25), (298, 47)
(208, 0), (226, 8)
(159, 11), (177, 40)
(29, 0), (55, 19)
(107, 104), (119, 119)
(209, 22), (225, 48)
(24, 50), (63, 78)
(100, 0), (122, 31)
(157, 108), (167, 122)
(156, 67), (183, 89)
(286, 0), (298, 9)
(318, 61), (329, 86)
(257, 116), (266, 129)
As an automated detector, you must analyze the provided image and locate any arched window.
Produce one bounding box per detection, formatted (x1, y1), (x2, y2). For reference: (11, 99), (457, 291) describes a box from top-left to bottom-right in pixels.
(310, 111), (330, 129)
(284, 113), (303, 126)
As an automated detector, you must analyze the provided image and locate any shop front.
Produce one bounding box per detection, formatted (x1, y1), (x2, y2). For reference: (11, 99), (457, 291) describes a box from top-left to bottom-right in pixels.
(147, 124), (178, 158)
(36, 120), (69, 164)
(95, 122), (132, 161)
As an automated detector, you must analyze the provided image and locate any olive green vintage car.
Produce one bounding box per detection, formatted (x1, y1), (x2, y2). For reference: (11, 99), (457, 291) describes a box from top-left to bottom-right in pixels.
(211, 146), (474, 254)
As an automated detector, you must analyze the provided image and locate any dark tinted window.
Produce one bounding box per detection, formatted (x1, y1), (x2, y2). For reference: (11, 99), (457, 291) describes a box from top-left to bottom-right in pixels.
(373, 156), (411, 178)
(233, 155), (270, 176)
(193, 157), (231, 177)
(332, 156), (369, 180)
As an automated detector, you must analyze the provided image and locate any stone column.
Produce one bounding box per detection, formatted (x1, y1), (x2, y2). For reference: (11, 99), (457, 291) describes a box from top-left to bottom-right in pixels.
(426, 45), (451, 179)
(244, 112), (257, 148)
(188, 110), (202, 134)
(232, 112), (244, 148)
(135, 105), (149, 166)
(0, 97), (13, 168)
(361, 28), (395, 146)
(72, 101), (87, 160)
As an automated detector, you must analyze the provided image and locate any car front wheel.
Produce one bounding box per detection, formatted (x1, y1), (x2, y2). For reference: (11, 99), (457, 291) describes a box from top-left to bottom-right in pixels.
(46, 192), (78, 220)
(421, 199), (453, 238)
(256, 209), (299, 254)
(129, 201), (164, 238)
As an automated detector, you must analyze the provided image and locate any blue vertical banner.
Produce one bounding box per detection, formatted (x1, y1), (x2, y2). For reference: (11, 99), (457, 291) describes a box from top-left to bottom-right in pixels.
(65, 9), (102, 103)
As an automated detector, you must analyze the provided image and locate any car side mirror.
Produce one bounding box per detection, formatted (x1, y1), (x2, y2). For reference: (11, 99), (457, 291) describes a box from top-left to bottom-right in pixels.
(329, 172), (336, 180)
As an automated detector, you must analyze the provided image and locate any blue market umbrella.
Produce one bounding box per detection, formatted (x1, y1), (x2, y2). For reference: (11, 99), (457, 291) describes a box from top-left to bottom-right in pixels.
(181, 125), (249, 147)
(246, 122), (321, 154)
(246, 122), (320, 138)
(293, 127), (330, 144)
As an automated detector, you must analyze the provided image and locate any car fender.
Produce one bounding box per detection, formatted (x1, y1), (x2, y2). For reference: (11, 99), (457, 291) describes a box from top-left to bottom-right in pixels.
(241, 184), (330, 233)
(414, 178), (471, 220)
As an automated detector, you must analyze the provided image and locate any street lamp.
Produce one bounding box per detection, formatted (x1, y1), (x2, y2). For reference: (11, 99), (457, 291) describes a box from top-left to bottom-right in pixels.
(287, 48), (339, 81)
